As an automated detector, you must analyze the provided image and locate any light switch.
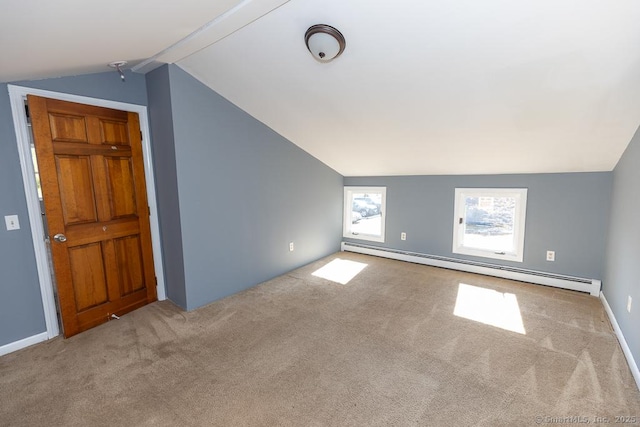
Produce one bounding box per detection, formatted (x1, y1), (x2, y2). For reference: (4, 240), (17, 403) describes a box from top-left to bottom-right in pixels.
(5, 215), (20, 231)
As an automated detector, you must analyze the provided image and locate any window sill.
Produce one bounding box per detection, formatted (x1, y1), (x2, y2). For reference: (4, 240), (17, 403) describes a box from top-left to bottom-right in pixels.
(453, 246), (523, 263)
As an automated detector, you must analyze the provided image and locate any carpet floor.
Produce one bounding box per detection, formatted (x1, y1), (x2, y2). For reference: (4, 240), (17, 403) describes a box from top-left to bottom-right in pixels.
(1, 252), (639, 426)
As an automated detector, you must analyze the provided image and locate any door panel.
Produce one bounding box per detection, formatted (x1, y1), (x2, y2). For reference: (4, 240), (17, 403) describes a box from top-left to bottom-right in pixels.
(55, 155), (98, 225)
(68, 243), (109, 311)
(114, 236), (145, 296)
(49, 113), (88, 142)
(29, 95), (157, 337)
(105, 157), (137, 218)
(99, 119), (130, 145)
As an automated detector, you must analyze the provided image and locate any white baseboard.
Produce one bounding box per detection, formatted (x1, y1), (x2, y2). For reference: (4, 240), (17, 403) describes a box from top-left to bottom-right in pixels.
(600, 292), (640, 391)
(0, 332), (48, 357)
(342, 242), (601, 296)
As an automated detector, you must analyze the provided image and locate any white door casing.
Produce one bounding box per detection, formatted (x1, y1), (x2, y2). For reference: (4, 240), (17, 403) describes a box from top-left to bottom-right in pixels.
(7, 84), (167, 345)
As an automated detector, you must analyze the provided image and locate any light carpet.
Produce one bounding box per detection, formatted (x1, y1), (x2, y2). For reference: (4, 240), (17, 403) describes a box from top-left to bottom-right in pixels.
(1, 252), (639, 426)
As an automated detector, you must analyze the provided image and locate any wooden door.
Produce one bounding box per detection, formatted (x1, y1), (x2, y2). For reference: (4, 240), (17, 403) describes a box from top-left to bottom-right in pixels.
(28, 95), (157, 338)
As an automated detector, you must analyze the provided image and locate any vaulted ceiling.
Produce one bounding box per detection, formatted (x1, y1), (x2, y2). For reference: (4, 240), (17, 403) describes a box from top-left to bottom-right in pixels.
(3, 0), (640, 176)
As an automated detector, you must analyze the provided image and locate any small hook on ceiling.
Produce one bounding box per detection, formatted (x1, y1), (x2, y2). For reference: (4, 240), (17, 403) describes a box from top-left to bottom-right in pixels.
(108, 61), (127, 82)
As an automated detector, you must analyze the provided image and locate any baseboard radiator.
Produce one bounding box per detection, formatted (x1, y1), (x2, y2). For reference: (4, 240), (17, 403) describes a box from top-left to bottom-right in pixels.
(341, 242), (601, 296)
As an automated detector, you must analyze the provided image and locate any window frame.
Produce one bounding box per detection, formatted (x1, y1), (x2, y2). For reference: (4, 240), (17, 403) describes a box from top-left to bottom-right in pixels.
(452, 188), (528, 263)
(343, 186), (387, 243)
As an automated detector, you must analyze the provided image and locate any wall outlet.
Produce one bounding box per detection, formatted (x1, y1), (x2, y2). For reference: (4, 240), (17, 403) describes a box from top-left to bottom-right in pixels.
(4, 215), (20, 231)
(289, 242), (294, 252)
(628, 296), (632, 313)
(401, 232), (407, 241)
(546, 250), (555, 262)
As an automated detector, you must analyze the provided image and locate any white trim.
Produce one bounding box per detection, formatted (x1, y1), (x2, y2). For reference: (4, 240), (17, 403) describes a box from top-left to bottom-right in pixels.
(7, 87), (59, 339)
(342, 242), (601, 296)
(0, 332), (48, 357)
(600, 292), (640, 391)
(7, 85), (167, 345)
(452, 188), (528, 263)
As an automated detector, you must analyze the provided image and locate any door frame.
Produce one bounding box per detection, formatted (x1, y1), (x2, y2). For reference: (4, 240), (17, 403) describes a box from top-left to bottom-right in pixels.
(8, 84), (167, 340)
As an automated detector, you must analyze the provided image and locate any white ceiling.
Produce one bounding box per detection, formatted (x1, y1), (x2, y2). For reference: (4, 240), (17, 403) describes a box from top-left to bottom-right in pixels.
(0, 0), (287, 81)
(3, 0), (640, 176)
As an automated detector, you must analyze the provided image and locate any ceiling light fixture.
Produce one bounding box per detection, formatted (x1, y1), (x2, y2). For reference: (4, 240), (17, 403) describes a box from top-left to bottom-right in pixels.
(108, 60), (127, 82)
(304, 24), (346, 63)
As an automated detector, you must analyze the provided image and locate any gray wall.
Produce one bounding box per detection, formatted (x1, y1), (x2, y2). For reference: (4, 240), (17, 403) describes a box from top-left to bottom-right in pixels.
(604, 126), (640, 368)
(345, 173), (612, 280)
(13, 71), (148, 106)
(167, 65), (343, 310)
(146, 66), (187, 308)
(0, 72), (148, 347)
(0, 83), (46, 346)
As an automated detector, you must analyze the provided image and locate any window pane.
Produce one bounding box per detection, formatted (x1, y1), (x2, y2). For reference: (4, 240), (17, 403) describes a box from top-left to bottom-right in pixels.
(351, 192), (382, 236)
(31, 146), (43, 200)
(462, 195), (516, 253)
(453, 188), (527, 262)
(344, 187), (386, 243)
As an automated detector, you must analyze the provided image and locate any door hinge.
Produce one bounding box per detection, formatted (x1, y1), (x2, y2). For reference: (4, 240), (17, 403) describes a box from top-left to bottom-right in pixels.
(140, 131), (143, 140)
(148, 205), (151, 216)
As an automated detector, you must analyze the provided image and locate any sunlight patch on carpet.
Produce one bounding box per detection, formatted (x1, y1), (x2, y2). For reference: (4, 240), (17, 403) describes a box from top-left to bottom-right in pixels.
(454, 283), (526, 334)
(312, 258), (368, 285)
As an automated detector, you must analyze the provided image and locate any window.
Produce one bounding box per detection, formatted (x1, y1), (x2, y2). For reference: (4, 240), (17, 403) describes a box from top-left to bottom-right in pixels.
(452, 188), (527, 262)
(344, 187), (386, 242)
(30, 145), (42, 200)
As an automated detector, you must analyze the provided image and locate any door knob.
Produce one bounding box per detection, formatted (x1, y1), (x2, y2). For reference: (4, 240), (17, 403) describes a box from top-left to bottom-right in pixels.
(53, 233), (67, 243)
